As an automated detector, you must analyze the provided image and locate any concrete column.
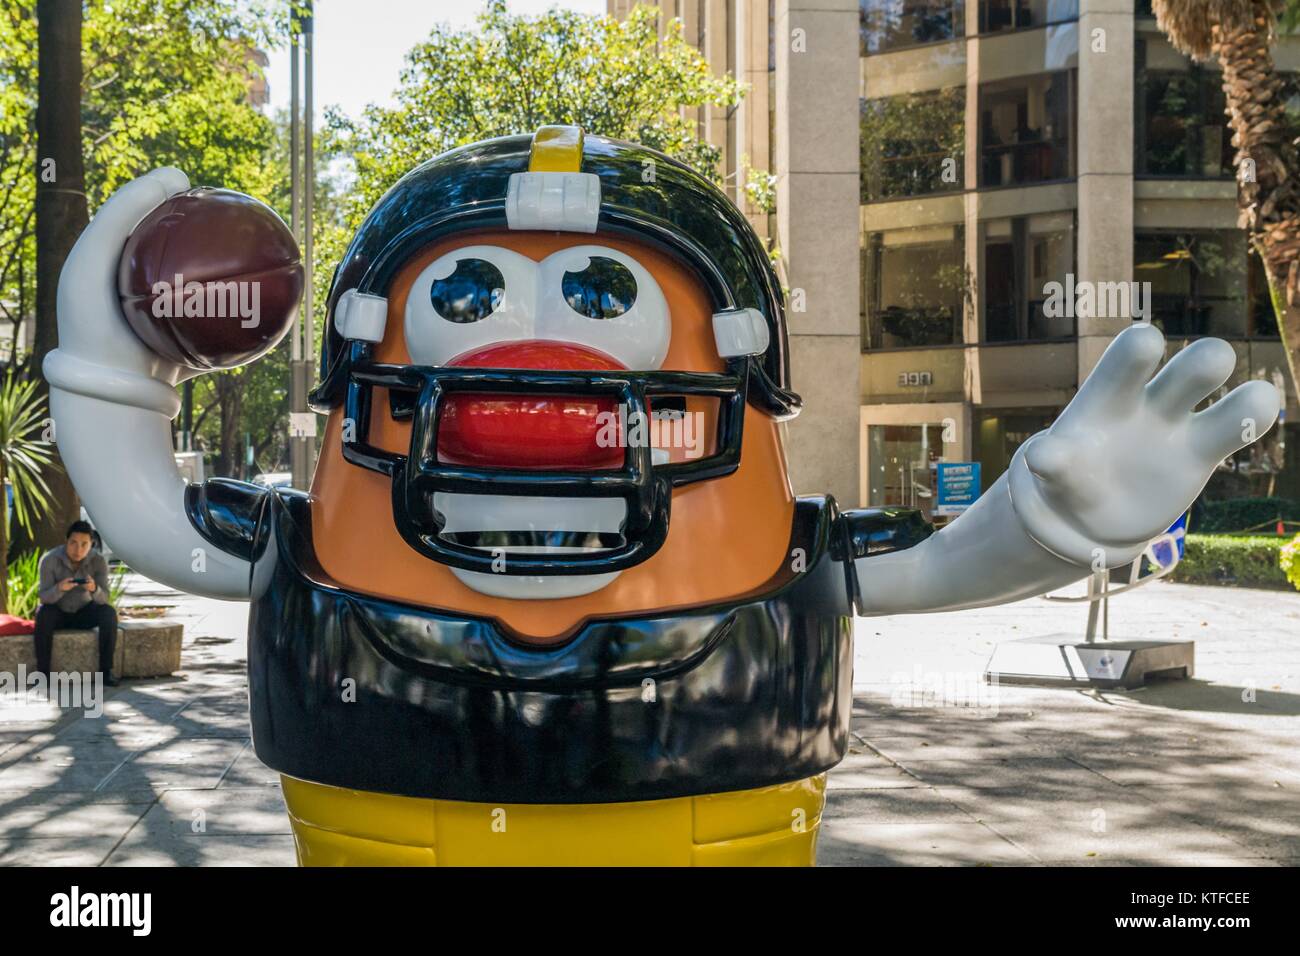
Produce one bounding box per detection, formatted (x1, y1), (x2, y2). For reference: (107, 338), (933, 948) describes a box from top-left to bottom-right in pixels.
(775, 0), (861, 503)
(963, 34), (983, 418)
(702, 0), (733, 177)
(1076, 0), (1136, 381)
(735, 0), (773, 236)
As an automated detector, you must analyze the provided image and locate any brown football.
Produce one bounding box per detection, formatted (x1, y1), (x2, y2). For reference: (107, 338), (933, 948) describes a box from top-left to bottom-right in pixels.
(118, 187), (303, 370)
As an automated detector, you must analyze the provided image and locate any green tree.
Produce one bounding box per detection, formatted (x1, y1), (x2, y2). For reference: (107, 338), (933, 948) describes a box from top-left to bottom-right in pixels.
(1152, 0), (1300, 395)
(2, 1), (284, 504)
(0, 370), (55, 610)
(326, 0), (749, 233)
(860, 87), (965, 202)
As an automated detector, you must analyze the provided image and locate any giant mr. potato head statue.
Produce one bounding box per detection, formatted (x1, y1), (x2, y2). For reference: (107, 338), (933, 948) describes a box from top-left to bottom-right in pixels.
(47, 126), (1280, 865)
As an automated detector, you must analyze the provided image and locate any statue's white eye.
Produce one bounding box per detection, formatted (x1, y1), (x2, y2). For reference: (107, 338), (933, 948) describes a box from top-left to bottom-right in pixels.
(431, 258), (505, 323)
(405, 246), (538, 365)
(562, 256), (637, 319)
(538, 246), (670, 369)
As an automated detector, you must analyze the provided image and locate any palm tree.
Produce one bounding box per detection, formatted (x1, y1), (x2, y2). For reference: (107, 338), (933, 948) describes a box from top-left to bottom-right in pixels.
(0, 370), (56, 613)
(1152, 0), (1300, 394)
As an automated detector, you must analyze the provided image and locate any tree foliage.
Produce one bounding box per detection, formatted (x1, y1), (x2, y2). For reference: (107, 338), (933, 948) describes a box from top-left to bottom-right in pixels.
(3, 0), (752, 482)
(326, 0), (748, 230)
(1, 0), (282, 369)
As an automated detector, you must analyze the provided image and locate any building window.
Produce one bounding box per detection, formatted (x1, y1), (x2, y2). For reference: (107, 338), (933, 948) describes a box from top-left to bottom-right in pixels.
(979, 0), (1078, 33)
(860, 0), (965, 55)
(1136, 69), (1232, 177)
(979, 71), (1074, 187)
(1132, 231), (1277, 338)
(983, 214), (1076, 342)
(863, 228), (967, 349)
(976, 408), (1058, 487)
(867, 423), (948, 521)
(861, 87), (965, 201)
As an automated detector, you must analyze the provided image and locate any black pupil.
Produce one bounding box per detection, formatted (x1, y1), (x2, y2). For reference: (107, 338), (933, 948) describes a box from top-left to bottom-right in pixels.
(562, 256), (637, 319)
(430, 258), (504, 323)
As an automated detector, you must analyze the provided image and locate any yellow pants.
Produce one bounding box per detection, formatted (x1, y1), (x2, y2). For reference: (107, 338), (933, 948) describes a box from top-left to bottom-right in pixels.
(281, 774), (826, 866)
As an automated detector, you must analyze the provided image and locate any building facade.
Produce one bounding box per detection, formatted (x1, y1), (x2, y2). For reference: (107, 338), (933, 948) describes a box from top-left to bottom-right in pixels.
(611, 0), (1300, 516)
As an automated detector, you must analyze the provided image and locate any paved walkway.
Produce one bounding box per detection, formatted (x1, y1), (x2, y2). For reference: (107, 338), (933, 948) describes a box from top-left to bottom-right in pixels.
(1, 575), (1297, 866)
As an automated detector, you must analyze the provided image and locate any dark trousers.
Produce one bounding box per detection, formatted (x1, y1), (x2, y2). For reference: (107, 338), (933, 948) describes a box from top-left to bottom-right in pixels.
(34, 603), (118, 675)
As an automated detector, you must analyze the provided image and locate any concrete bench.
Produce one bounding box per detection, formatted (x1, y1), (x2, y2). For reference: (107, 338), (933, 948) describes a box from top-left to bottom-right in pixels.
(0, 619), (183, 679)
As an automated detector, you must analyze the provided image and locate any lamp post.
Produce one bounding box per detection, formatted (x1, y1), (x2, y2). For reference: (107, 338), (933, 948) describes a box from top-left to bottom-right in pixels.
(288, 1), (316, 489)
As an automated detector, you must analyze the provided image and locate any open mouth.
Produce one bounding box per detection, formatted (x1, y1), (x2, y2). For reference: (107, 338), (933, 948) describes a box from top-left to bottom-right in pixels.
(425, 340), (642, 598)
(433, 488), (628, 599)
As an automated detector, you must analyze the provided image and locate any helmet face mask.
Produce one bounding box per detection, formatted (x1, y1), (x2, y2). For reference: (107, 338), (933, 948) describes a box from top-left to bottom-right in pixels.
(339, 342), (749, 576)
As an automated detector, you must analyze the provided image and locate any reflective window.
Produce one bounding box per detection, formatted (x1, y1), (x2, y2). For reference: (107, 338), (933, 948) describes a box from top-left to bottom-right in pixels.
(1134, 231), (1261, 337)
(1138, 60), (1300, 178)
(860, 0), (965, 54)
(979, 0), (1078, 33)
(979, 71), (1074, 186)
(976, 408), (1058, 487)
(863, 228), (968, 349)
(983, 215), (1076, 342)
(1137, 69), (1231, 177)
(867, 423), (948, 521)
(861, 87), (965, 201)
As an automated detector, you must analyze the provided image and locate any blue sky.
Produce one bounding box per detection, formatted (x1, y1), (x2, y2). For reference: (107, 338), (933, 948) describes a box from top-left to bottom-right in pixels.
(264, 0), (607, 121)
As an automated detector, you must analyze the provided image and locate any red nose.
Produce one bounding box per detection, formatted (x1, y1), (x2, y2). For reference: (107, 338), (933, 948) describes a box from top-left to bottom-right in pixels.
(437, 340), (628, 470)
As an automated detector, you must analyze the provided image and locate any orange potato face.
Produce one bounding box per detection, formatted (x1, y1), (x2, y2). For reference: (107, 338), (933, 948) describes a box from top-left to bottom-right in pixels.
(309, 229), (796, 643)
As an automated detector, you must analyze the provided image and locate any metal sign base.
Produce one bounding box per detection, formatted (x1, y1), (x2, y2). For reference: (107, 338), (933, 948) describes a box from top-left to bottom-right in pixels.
(983, 564), (1194, 690)
(983, 633), (1195, 690)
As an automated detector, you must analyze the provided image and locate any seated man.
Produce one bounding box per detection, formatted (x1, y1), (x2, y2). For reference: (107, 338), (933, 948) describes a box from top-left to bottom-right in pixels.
(35, 520), (118, 685)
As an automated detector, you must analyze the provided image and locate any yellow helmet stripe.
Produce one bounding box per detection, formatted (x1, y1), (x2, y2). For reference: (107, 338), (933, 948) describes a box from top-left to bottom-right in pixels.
(528, 125), (584, 173)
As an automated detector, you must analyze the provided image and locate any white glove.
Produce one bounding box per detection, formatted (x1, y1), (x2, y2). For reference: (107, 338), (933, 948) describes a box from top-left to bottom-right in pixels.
(43, 168), (255, 601)
(46, 167), (193, 413)
(1009, 322), (1281, 567)
(856, 323), (1282, 616)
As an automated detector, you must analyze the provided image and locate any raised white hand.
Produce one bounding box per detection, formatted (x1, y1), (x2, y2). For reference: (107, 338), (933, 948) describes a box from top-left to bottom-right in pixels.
(44, 167), (256, 601)
(51, 167), (192, 394)
(1009, 323), (1281, 568)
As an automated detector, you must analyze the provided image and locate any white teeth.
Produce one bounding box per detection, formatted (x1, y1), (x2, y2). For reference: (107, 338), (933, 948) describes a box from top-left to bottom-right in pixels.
(434, 493), (625, 536)
(433, 493), (626, 599)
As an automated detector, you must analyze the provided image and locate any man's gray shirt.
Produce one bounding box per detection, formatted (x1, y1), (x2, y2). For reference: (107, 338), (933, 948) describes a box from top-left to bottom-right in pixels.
(38, 544), (110, 613)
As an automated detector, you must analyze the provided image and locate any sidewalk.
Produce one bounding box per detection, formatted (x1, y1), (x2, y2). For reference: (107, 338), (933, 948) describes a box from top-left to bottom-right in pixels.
(1, 574), (1297, 866)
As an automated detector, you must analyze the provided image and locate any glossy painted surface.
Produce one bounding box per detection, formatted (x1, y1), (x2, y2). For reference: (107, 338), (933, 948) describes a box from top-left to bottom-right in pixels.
(311, 132), (798, 419)
(403, 244), (673, 371)
(282, 773), (826, 866)
(247, 490), (854, 803)
(46, 168), (259, 600)
(118, 187), (301, 370)
(307, 232), (798, 641)
(438, 339), (627, 470)
(184, 477), (271, 562)
(339, 347), (748, 576)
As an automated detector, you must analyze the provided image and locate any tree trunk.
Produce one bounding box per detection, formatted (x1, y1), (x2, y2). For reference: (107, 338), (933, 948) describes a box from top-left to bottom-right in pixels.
(28, 0), (87, 551)
(1214, 3), (1300, 394)
(215, 373), (244, 478)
